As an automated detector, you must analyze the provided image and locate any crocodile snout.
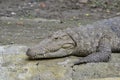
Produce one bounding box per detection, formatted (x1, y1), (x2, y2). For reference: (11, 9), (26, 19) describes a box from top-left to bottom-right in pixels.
(26, 47), (47, 59)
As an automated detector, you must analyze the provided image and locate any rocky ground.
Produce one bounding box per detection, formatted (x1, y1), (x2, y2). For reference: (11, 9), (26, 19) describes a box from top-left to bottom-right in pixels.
(0, 45), (120, 80)
(0, 0), (120, 80)
(0, 0), (120, 19)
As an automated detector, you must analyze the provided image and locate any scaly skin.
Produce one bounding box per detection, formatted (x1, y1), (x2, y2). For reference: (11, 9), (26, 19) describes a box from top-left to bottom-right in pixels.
(26, 17), (120, 65)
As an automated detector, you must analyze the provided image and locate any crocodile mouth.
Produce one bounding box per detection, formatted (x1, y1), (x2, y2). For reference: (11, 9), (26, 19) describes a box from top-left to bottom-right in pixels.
(26, 43), (75, 59)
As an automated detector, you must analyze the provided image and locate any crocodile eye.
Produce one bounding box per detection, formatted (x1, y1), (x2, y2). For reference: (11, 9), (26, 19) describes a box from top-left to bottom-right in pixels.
(54, 37), (59, 40)
(53, 37), (59, 41)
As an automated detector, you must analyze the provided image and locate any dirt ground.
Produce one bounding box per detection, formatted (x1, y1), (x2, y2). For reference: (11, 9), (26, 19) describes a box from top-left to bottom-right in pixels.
(0, 0), (120, 46)
(0, 0), (120, 19)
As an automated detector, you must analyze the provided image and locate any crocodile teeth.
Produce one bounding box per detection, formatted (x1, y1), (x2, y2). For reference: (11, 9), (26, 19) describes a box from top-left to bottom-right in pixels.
(43, 54), (45, 57)
(49, 48), (59, 52)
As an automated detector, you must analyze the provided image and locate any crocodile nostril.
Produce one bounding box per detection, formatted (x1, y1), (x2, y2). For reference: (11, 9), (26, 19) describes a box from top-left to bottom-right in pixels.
(26, 48), (31, 56)
(26, 48), (36, 57)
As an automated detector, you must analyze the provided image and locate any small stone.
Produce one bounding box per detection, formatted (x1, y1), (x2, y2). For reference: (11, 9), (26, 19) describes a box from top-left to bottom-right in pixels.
(106, 9), (110, 13)
(73, 16), (76, 19)
(78, 22), (81, 26)
(90, 4), (97, 8)
(116, 12), (120, 16)
(60, 20), (64, 24)
(10, 42), (14, 44)
(85, 13), (90, 16)
(39, 2), (46, 8)
(20, 18), (23, 21)
(11, 12), (16, 15)
(35, 37), (41, 39)
(30, 4), (34, 7)
(7, 22), (11, 24)
(79, 0), (88, 4)
(16, 21), (24, 25)
(34, 9), (40, 12)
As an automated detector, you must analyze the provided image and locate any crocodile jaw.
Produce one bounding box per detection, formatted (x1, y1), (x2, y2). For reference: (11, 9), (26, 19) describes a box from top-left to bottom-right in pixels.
(26, 40), (75, 59)
(26, 48), (74, 59)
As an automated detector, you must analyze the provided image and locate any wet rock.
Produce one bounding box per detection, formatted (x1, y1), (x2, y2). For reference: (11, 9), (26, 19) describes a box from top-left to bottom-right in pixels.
(0, 45), (28, 54)
(89, 77), (120, 80)
(72, 53), (120, 80)
(72, 63), (120, 80)
(0, 45), (120, 80)
(0, 45), (72, 80)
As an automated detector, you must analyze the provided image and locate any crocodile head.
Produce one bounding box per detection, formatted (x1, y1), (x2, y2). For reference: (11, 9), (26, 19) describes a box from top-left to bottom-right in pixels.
(26, 30), (76, 59)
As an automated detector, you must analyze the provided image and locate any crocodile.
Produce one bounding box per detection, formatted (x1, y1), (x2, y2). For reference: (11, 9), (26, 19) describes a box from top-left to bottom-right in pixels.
(26, 17), (120, 65)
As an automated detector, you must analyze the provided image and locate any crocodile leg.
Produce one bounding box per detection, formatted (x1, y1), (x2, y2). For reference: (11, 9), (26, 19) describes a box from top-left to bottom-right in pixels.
(74, 36), (111, 65)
